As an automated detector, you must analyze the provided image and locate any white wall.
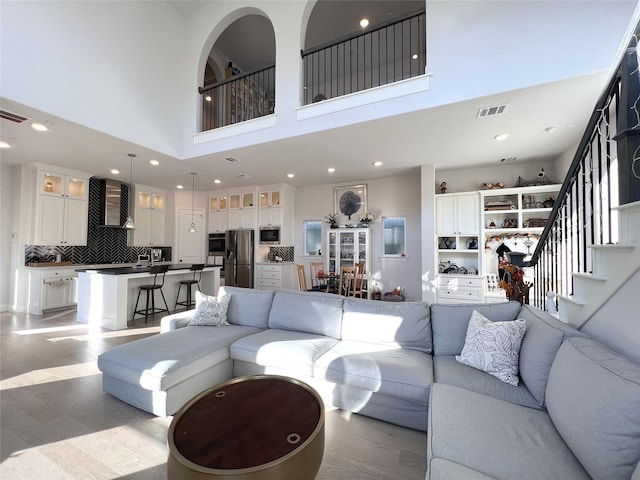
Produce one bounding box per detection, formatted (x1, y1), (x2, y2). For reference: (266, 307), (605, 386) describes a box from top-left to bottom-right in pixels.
(425, 1), (633, 105)
(1, 1), (185, 157)
(2, 1), (634, 163)
(293, 172), (423, 300)
(0, 164), (16, 311)
(435, 159), (563, 195)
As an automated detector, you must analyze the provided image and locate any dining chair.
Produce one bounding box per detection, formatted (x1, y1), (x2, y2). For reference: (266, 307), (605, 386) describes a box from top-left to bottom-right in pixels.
(309, 261), (327, 291)
(353, 262), (366, 298)
(338, 265), (359, 297)
(296, 264), (308, 291)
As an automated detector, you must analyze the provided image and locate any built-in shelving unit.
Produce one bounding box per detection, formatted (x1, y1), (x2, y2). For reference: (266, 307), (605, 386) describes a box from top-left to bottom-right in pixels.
(480, 184), (561, 300)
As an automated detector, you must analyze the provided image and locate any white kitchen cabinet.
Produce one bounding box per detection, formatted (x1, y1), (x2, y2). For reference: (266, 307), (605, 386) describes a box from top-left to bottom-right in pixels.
(258, 184), (295, 243)
(255, 263), (295, 290)
(133, 184), (167, 246)
(326, 228), (371, 298)
(208, 193), (228, 233)
(27, 267), (78, 314)
(33, 167), (90, 245)
(227, 189), (257, 230)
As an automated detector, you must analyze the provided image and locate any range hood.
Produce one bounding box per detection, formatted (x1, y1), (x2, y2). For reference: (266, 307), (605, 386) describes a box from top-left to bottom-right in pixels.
(98, 178), (127, 228)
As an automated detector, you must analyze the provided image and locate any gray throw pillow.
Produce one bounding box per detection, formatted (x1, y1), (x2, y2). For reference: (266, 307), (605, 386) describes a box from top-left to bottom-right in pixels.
(456, 310), (526, 386)
(188, 291), (231, 326)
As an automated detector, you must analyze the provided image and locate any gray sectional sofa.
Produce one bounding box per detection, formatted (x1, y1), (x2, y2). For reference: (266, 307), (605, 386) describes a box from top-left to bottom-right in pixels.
(97, 286), (640, 479)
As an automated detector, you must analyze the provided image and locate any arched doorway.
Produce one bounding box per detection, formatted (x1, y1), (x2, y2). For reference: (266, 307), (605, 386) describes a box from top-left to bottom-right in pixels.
(200, 14), (276, 131)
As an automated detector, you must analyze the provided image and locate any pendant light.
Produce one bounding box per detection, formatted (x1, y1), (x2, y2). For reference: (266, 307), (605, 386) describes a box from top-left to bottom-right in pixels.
(188, 172), (197, 233)
(123, 153), (136, 229)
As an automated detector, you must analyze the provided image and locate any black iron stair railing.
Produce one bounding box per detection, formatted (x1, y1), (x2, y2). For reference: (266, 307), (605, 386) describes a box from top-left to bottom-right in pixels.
(527, 20), (640, 310)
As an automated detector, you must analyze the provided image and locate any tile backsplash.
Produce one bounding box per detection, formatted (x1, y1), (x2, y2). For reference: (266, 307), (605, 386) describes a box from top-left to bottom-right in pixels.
(25, 178), (171, 265)
(268, 246), (294, 262)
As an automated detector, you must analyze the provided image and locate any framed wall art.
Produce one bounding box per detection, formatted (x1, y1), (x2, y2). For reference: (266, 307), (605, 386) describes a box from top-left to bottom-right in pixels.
(334, 184), (367, 222)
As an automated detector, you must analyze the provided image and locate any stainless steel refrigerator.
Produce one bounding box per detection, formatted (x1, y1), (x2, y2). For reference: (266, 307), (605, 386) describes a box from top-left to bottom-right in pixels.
(225, 229), (254, 288)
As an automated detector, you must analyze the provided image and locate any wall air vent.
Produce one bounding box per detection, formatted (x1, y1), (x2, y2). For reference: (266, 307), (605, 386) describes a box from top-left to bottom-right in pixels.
(224, 157), (239, 163)
(477, 104), (508, 118)
(0, 109), (30, 124)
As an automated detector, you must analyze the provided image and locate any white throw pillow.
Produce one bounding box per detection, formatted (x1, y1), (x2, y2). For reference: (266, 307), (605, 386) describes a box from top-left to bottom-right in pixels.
(455, 310), (526, 386)
(188, 291), (231, 326)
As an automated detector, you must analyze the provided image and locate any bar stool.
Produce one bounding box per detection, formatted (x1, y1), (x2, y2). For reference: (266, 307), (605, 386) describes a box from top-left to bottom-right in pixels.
(133, 265), (170, 323)
(175, 263), (205, 310)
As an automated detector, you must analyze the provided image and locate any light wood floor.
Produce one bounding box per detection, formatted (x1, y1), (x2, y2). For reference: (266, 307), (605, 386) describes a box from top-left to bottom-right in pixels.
(0, 308), (427, 479)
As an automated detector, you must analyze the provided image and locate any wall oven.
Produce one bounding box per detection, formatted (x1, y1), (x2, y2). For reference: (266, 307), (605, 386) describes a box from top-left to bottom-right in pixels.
(208, 233), (226, 255)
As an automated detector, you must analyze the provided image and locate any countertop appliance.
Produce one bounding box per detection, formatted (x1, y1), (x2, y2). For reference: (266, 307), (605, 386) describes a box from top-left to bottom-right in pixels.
(259, 226), (281, 245)
(225, 229), (254, 288)
(150, 249), (162, 263)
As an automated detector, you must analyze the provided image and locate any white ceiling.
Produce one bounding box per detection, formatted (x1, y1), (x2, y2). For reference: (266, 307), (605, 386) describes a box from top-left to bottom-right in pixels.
(0, 1), (636, 192)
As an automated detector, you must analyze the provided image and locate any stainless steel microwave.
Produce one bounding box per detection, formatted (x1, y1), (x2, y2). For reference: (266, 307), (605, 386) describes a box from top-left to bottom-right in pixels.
(259, 226), (281, 245)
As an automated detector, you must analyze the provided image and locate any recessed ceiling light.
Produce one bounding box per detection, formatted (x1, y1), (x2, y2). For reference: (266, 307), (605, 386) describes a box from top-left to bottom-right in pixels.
(328, 167), (336, 173)
(176, 185), (184, 189)
(0, 141), (11, 148)
(31, 122), (48, 132)
(494, 133), (509, 142)
(373, 161), (383, 167)
(110, 169), (120, 175)
(149, 159), (160, 166)
(287, 173), (295, 178)
(544, 126), (558, 134)
(412, 54), (418, 60)
(214, 179), (221, 184)
(205, 95), (212, 102)
(360, 18), (369, 28)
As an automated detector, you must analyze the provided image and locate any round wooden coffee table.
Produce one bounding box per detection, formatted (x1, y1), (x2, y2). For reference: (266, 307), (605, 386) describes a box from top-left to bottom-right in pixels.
(167, 375), (325, 480)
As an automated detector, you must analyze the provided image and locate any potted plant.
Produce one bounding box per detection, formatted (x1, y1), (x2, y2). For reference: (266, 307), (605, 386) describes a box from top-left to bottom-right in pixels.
(359, 212), (375, 227)
(325, 213), (339, 229)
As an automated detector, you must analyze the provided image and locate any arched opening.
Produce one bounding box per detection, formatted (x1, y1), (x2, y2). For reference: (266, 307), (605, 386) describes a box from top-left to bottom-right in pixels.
(200, 14), (276, 131)
(302, 0), (425, 105)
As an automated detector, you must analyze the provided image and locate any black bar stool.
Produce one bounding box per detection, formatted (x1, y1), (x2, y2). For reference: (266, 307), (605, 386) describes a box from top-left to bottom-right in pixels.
(174, 264), (205, 310)
(133, 265), (170, 323)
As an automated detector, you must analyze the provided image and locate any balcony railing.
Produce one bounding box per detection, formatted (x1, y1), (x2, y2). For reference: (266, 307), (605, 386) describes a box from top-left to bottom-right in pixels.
(199, 66), (275, 131)
(198, 11), (426, 130)
(301, 10), (426, 105)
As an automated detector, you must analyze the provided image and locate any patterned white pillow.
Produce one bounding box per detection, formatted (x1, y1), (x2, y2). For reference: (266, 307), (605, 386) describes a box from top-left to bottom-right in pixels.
(188, 291), (231, 326)
(455, 310), (526, 386)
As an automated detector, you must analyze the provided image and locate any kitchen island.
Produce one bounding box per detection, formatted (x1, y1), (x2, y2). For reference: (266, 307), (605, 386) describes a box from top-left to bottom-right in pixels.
(77, 264), (221, 330)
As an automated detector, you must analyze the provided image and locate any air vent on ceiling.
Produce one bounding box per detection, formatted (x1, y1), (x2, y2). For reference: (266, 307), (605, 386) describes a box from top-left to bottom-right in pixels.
(237, 173), (250, 178)
(499, 157), (518, 163)
(0, 109), (30, 124)
(477, 104), (508, 119)
(224, 157), (239, 163)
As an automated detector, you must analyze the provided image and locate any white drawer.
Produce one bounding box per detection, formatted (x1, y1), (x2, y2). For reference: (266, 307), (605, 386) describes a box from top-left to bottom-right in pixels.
(437, 286), (483, 301)
(438, 276), (483, 289)
(256, 264), (280, 272)
(256, 270), (280, 280)
(256, 278), (281, 288)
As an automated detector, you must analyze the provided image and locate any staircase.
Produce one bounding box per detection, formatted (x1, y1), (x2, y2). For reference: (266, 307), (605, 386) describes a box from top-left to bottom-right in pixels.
(558, 202), (640, 327)
(528, 17), (640, 327)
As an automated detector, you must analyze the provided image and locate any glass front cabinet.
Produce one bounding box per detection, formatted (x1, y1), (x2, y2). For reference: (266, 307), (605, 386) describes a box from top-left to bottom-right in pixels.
(326, 228), (371, 298)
